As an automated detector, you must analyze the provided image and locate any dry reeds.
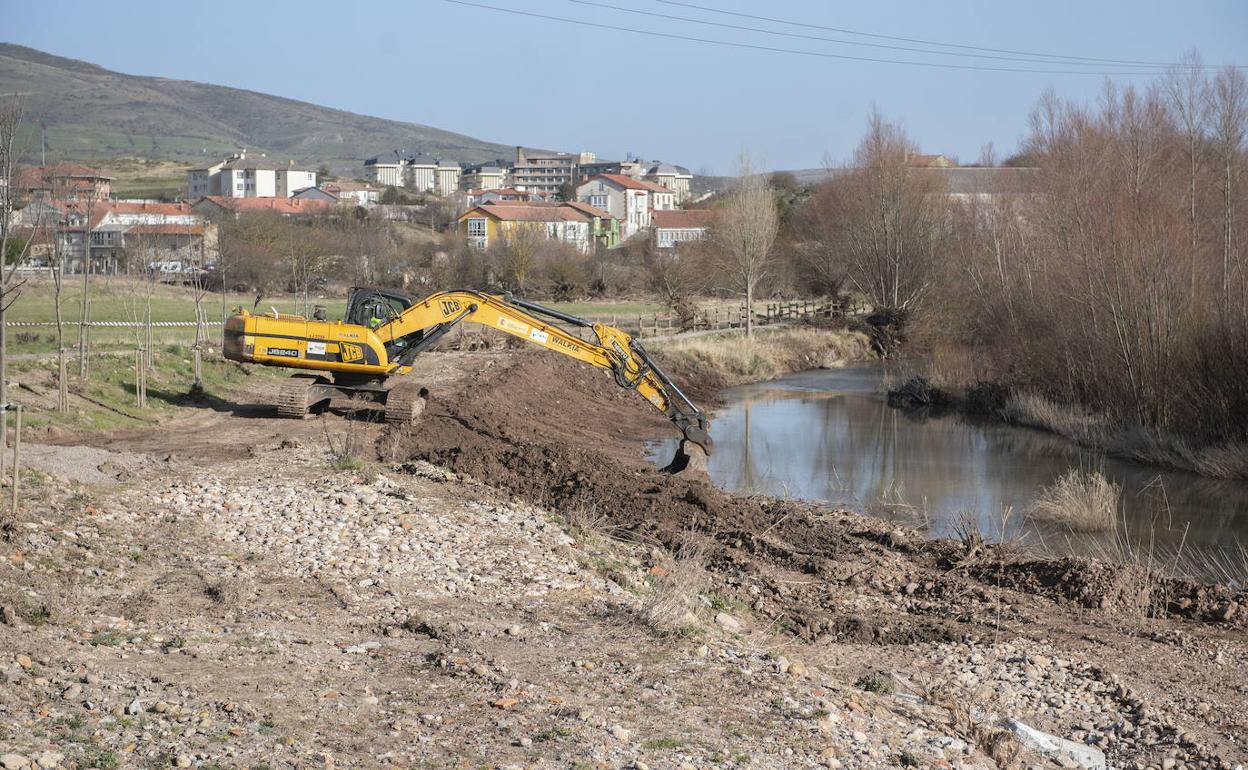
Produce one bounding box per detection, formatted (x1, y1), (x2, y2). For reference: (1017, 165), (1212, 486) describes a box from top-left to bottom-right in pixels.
(1004, 392), (1248, 480)
(641, 538), (710, 635)
(653, 327), (871, 386)
(1027, 470), (1120, 533)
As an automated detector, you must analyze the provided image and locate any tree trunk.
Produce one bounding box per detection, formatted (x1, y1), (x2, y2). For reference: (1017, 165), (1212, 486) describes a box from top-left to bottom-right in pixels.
(745, 282), (754, 338)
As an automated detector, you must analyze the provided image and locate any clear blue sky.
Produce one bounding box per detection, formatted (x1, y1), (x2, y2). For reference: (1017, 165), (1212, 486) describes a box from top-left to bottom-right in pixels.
(4, 0), (1246, 173)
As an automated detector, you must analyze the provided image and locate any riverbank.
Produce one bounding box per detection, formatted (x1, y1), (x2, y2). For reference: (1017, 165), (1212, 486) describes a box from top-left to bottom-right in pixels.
(887, 376), (1248, 482)
(2, 348), (1246, 768)
(389, 350), (1247, 767)
(648, 325), (874, 404)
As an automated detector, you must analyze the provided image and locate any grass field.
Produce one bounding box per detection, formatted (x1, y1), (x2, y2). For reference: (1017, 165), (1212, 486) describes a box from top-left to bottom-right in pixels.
(92, 157), (194, 200)
(3, 278), (675, 354)
(7, 345), (280, 433)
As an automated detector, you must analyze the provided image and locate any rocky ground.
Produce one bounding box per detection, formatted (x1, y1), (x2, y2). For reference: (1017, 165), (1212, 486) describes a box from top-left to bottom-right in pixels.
(0, 347), (1245, 770)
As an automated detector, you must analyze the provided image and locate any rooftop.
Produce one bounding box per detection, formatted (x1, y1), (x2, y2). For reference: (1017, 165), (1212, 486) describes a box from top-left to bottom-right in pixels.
(652, 209), (718, 229)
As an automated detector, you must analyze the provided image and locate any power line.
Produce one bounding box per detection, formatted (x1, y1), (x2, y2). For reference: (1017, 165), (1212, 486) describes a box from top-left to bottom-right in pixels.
(444, 0), (1169, 75)
(567, 0), (1171, 70)
(656, 0), (1240, 70)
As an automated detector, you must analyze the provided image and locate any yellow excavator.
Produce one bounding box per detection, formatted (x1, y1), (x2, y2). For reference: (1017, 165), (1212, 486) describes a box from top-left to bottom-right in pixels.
(223, 287), (711, 472)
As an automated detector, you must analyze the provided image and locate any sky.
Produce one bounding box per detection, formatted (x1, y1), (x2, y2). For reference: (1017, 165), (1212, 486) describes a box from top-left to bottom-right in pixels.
(3, 0), (1247, 174)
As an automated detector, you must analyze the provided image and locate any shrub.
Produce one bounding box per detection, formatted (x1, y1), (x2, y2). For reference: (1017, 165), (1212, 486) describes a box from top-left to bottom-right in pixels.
(1027, 470), (1120, 532)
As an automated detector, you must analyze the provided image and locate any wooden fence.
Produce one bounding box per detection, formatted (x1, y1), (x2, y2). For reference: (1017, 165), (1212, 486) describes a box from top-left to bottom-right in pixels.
(584, 297), (862, 338)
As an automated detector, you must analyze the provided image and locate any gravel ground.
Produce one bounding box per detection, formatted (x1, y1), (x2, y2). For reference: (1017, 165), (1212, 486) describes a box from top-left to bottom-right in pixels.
(0, 351), (1245, 770)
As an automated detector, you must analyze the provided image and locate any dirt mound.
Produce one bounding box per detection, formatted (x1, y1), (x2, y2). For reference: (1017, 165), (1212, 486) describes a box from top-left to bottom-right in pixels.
(389, 352), (1248, 639)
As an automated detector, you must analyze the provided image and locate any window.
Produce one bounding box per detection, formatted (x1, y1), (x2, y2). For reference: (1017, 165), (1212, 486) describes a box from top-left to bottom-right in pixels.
(467, 218), (488, 237)
(590, 194), (607, 210)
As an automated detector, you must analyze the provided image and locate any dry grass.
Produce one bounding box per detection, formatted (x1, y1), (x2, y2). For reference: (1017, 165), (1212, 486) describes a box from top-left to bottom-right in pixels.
(652, 327), (872, 387)
(1026, 470), (1120, 533)
(1004, 392), (1248, 480)
(641, 538), (711, 635)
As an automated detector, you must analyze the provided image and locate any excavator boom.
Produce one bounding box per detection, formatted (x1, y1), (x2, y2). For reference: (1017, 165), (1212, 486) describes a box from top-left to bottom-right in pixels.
(224, 288), (711, 470)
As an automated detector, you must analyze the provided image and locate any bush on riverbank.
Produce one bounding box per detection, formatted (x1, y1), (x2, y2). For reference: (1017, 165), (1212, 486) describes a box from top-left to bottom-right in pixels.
(1027, 470), (1120, 533)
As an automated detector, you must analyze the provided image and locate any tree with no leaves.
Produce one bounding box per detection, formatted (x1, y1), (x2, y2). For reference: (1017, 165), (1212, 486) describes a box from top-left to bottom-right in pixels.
(712, 154), (779, 337)
(1, 97), (33, 458)
(831, 109), (947, 313)
(496, 223), (542, 294)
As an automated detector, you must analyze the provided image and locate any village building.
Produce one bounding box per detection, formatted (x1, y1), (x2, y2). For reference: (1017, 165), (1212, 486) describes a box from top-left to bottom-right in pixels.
(460, 163), (508, 191)
(362, 151), (460, 195)
(456, 203), (592, 253)
(190, 195), (335, 219)
(642, 161), (694, 204)
(652, 208), (716, 251)
(574, 174), (656, 239)
(186, 152), (316, 199)
(11, 161), (113, 204)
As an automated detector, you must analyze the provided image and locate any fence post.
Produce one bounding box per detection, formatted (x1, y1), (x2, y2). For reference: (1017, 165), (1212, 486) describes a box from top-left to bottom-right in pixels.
(10, 405), (22, 520)
(58, 349), (69, 413)
(636, 315), (643, 338)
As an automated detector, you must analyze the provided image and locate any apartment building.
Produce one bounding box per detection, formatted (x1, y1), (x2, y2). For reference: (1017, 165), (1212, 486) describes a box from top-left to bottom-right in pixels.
(186, 152), (316, 199)
(461, 162), (508, 191)
(362, 151), (461, 195)
(509, 148), (594, 195)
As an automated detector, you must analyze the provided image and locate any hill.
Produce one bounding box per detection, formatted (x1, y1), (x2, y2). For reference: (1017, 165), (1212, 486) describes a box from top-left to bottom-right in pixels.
(0, 43), (513, 172)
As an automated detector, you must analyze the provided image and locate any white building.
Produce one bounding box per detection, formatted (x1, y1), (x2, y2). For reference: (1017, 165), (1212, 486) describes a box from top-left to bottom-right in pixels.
(461, 163), (507, 191)
(652, 209), (716, 251)
(186, 152), (316, 199)
(575, 174), (654, 239)
(643, 162), (694, 204)
(362, 151), (461, 196)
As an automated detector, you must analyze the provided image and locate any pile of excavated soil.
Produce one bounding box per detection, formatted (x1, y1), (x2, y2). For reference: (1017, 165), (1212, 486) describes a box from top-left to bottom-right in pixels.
(392, 352), (1247, 637)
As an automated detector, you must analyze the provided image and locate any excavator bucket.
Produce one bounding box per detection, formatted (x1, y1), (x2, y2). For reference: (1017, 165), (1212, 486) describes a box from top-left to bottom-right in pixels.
(661, 439), (710, 475)
(661, 421), (712, 475)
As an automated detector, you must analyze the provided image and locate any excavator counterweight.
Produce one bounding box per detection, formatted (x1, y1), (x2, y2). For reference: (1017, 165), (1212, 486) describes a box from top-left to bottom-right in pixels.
(223, 287), (711, 471)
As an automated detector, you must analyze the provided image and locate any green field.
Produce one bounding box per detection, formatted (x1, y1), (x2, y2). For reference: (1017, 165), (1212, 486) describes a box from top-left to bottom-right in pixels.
(7, 344), (281, 433)
(4, 279), (674, 354)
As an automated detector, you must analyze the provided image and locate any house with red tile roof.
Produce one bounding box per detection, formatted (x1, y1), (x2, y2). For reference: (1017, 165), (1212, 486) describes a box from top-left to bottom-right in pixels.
(22, 200), (215, 274)
(12, 162), (113, 203)
(190, 195), (335, 219)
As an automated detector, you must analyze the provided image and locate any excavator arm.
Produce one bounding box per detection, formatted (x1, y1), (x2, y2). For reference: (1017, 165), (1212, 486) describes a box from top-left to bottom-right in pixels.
(375, 290), (712, 467)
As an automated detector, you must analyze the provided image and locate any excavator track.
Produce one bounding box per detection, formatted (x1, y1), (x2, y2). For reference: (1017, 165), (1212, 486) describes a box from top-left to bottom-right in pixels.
(383, 383), (427, 425)
(276, 376), (321, 419)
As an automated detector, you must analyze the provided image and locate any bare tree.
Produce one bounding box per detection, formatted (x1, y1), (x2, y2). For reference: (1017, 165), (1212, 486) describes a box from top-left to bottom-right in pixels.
(826, 110), (947, 313)
(75, 195), (97, 379)
(50, 229), (68, 412)
(496, 223), (542, 294)
(712, 154), (779, 337)
(1, 97), (32, 456)
(1210, 66), (1248, 314)
(1162, 52), (1212, 265)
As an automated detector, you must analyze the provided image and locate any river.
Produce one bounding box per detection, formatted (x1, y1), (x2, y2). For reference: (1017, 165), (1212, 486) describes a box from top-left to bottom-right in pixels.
(649, 363), (1248, 580)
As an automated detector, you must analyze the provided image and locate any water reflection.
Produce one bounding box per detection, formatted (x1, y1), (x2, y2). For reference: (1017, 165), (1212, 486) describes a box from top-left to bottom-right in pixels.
(649, 365), (1248, 568)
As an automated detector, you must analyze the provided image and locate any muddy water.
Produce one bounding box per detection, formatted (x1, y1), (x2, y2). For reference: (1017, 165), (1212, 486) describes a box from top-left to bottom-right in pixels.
(649, 364), (1248, 573)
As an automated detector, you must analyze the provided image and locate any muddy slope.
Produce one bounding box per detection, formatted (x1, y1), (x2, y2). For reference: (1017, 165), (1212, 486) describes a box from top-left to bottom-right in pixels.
(393, 352), (1246, 639)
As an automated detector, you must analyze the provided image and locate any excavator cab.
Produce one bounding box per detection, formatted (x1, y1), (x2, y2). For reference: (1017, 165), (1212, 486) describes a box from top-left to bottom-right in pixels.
(346, 287), (415, 328)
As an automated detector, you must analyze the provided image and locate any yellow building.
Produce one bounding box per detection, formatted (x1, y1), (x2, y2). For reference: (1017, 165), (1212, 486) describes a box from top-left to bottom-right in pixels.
(457, 203), (591, 252)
